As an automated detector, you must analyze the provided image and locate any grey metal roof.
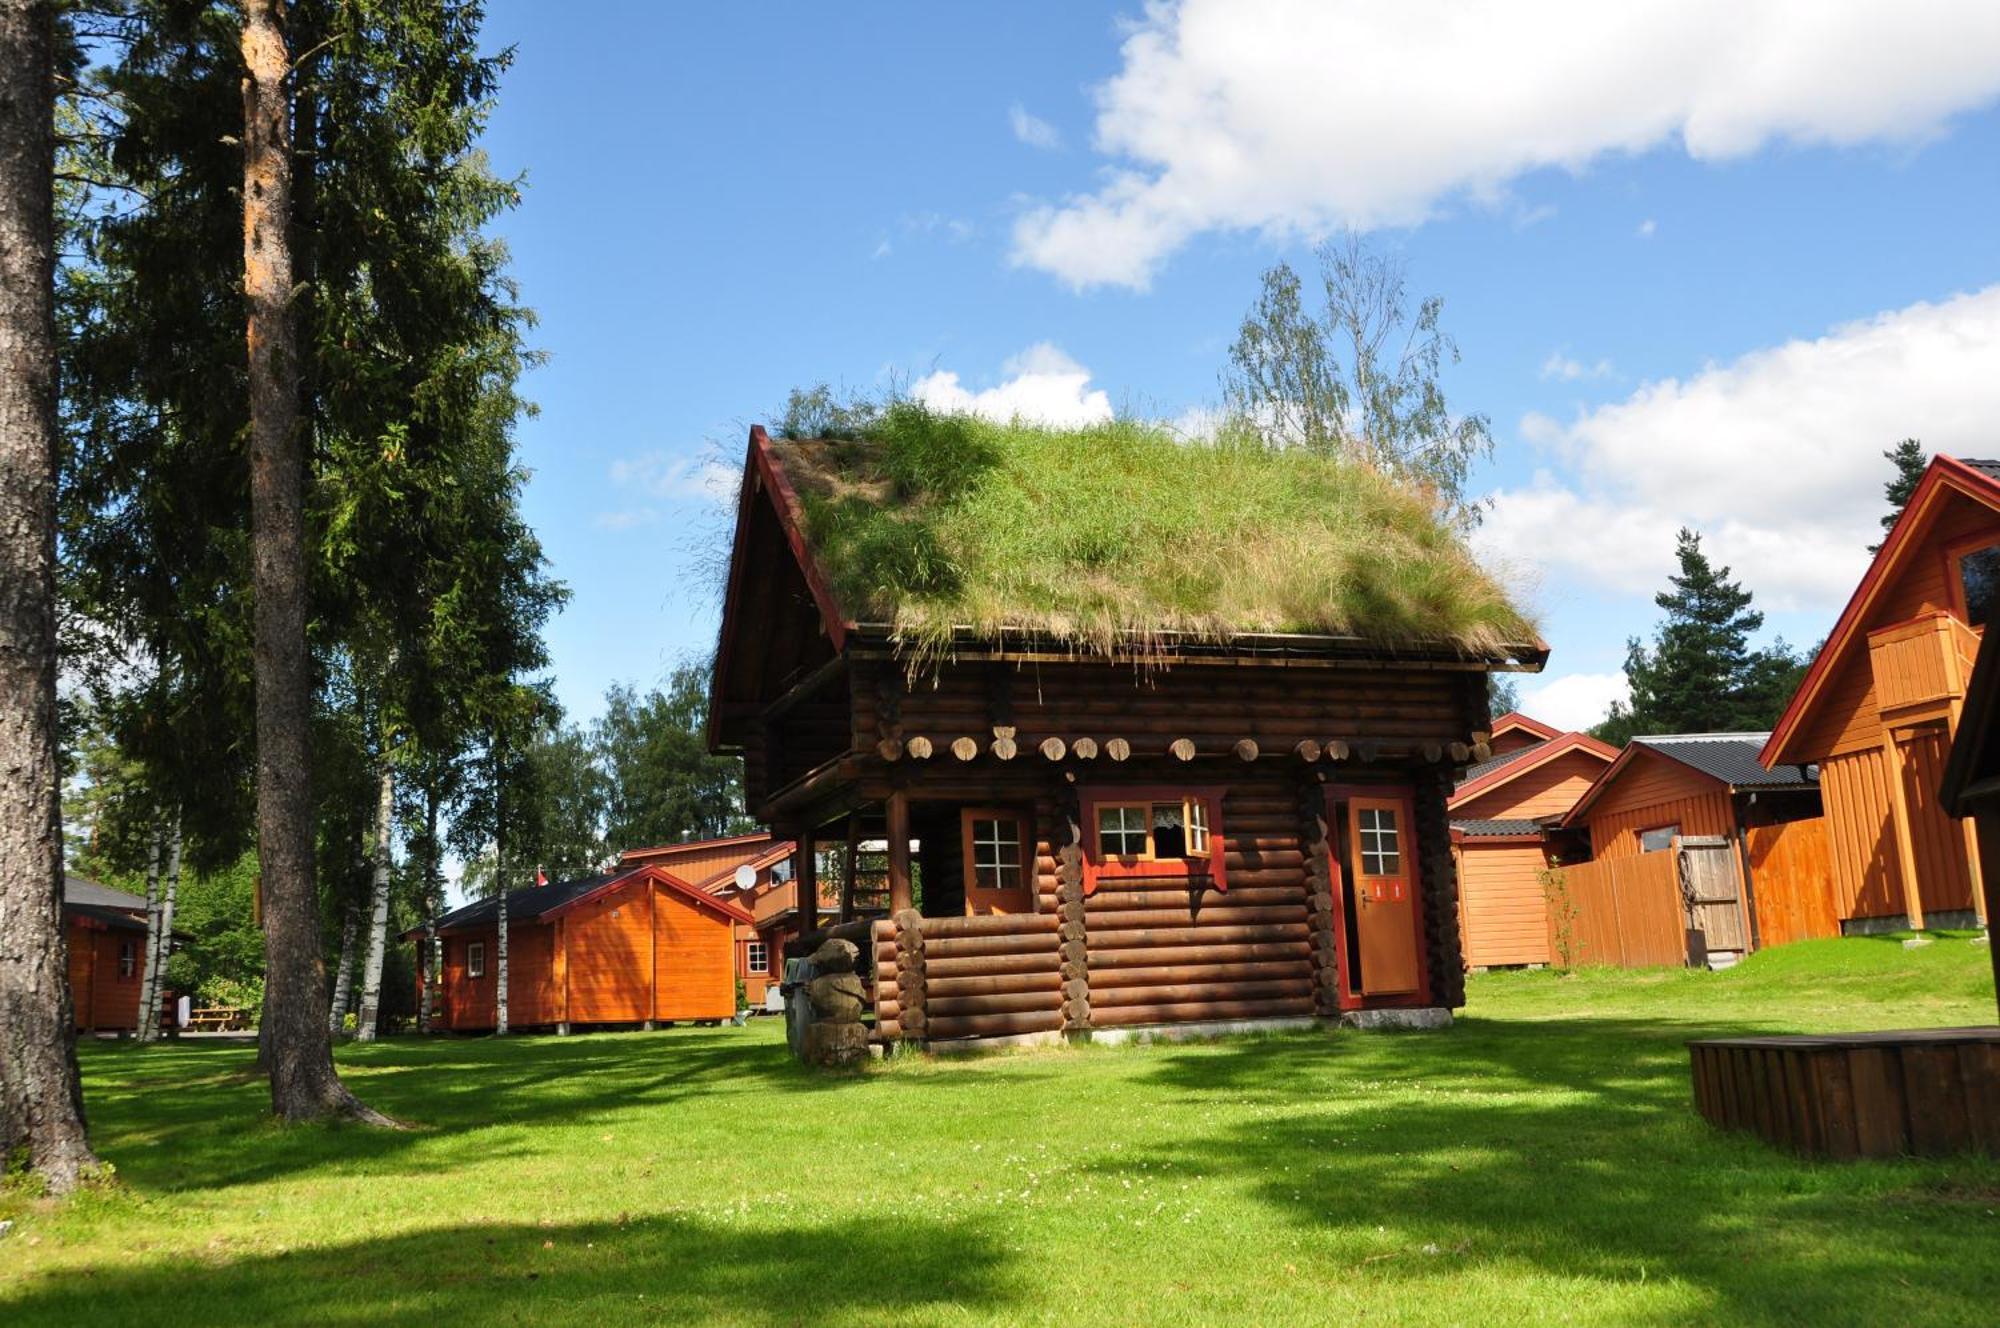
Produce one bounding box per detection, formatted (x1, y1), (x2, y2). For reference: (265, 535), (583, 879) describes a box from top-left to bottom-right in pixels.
(1457, 740), (1546, 786)
(1635, 734), (1818, 790)
(1962, 457), (2000, 482)
(1451, 818), (1544, 838)
(428, 871), (627, 932)
(64, 877), (145, 912)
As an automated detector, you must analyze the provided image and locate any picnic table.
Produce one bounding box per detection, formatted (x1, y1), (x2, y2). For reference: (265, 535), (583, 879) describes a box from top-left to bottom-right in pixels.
(185, 1005), (250, 1032)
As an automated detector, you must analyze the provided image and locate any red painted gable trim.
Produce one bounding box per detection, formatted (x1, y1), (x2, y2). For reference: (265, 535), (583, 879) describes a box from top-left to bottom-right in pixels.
(1489, 711), (1561, 742)
(1762, 455), (2000, 767)
(540, 866), (758, 927)
(751, 428), (850, 652)
(1449, 730), (1618, 808)
(621, 831), (778, 861)
(1560, 741), (1730, 828)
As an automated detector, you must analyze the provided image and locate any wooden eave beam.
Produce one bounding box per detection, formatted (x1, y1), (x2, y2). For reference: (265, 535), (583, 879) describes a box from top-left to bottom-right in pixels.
(762, 654), (848, 727)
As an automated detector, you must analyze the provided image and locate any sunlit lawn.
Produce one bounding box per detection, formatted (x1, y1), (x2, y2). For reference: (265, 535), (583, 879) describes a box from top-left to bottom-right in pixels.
(4, 933), (1997, 1326)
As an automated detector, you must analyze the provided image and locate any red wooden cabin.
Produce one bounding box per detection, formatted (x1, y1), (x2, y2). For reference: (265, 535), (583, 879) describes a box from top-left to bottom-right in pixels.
(620, 833), (802, 1006)
(64, 877), (149, 1032)
(1761, 454), (1999, 932)
(709, 425), (1545, 1051)
(412, 865), (753, 1032)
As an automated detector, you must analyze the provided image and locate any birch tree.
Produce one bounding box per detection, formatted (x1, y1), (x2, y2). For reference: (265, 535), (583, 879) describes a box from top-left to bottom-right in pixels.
(326, 896), (358, 1034)
(354, 759), (394, 1040)
(135, 819), (164, 1039)
(0, 0), (98, 1192)
(137, 816), (181, 1040)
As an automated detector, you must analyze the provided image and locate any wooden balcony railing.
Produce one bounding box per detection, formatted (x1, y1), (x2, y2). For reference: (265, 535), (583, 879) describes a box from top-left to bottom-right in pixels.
(1868, 612), (1981, 722)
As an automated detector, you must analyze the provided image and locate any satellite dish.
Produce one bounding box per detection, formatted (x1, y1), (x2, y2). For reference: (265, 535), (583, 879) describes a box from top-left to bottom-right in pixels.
(733, 864), (757, 891)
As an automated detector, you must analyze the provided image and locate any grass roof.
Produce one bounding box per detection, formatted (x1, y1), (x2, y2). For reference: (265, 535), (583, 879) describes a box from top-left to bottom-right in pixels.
(772, 404), (1535, 658)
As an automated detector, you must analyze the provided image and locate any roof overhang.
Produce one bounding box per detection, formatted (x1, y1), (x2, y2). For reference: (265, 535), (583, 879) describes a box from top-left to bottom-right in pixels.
(1762, 455), (2000, 768)
(1450, 730), (1619, 808)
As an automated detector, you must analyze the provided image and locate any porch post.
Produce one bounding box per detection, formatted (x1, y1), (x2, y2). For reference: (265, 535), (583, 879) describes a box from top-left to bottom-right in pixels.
(795, 834), (818, 936)
(840, 812), (860, 922)
(886, 791), (914, 915)
(1881, 731), (1928, 930)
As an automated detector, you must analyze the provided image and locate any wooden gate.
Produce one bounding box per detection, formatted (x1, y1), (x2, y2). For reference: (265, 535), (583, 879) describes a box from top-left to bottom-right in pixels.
(1744, 816), (1840, 947)
(1678, 836), (1749, 955)
(1543, 851), (1686, 968)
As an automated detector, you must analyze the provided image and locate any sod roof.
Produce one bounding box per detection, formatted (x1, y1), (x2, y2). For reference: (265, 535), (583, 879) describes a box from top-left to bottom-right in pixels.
(762, 408), (1539, 661)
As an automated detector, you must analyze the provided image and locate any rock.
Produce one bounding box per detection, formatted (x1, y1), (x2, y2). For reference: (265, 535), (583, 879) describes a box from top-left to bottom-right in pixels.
(807, 972), (866, 1022)
(809, 938), (859, 974)
(804, 1019), (871, 1067)
(1339, 1006), (1453, 1032)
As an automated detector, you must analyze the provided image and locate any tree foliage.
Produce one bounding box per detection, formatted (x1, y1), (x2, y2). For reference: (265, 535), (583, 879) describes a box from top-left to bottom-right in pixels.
(1592, 530), (1805, 745)
(1870, 438), (1928, 554)
(599, 663), (751, 851)
(1224, 233), (1493, 526)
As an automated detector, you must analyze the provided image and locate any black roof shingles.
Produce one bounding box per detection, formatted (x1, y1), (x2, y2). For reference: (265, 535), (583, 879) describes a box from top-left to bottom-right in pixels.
(1961, 457), (2000, 482)
(1456, 740), (1546, 787)
(1450, 818), (1544, 838)
(1636, 734), (1817, 790)
(428, 871), (628, 933)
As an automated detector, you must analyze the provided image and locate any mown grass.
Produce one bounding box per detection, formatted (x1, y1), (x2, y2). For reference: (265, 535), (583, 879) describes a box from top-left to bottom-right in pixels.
(776, 404), (1534, 656)
(3, 933), (1995, 1326)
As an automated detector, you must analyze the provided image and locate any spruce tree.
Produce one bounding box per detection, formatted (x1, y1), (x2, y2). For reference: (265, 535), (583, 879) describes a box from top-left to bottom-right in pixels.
(1870, 439), (1928, 553)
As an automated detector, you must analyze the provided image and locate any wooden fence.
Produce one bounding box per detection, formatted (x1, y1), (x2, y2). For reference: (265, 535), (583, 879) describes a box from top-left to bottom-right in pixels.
(1744, 816), (1841, 947)
(1543, 851), (1686, 968)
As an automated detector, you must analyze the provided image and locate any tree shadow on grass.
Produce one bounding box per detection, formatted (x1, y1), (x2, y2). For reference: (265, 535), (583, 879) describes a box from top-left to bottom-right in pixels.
(4, 1210), (1020, 1328)
(1087, 1017), (2000, 1326)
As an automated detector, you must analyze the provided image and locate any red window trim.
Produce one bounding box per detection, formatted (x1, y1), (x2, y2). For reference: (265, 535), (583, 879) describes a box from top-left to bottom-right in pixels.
(1077, 784), (1228, 895)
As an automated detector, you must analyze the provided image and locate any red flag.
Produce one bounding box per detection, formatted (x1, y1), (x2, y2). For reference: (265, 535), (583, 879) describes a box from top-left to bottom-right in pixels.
(535, 866), (547, 886)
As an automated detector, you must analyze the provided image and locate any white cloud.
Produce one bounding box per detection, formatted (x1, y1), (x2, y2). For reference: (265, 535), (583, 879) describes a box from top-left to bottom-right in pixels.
(1010, 103), (1062, 150)
(1540, 351), (1615, 382)
(1636, 218), (1658, 238)
(1477, 283), (2000, 614)
(1012, 0), (2000, 287)
(599, 454), (737, 528)
(911, 343), (1115, 427)
(1516, 672), (1630, 733)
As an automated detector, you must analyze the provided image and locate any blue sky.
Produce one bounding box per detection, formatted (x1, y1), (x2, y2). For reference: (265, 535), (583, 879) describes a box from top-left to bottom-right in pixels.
(476, 1), (2000, 732)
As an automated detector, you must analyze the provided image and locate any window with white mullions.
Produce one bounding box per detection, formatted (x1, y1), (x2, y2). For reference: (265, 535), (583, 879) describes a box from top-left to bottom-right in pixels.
(1097, 804), (1150, 857)
(1357, 805), (1401, 875)
(971, 817), (1024, 888)
(747, 940), (769, 974)
(1185, 797), (1211, 858)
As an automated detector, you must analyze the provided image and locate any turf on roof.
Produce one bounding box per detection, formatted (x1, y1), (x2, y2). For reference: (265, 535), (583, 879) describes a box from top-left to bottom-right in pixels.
(772, 406), (1535, 656)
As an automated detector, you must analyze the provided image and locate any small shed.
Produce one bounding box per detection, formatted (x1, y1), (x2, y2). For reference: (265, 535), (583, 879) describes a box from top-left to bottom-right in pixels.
(1448, 727), (1618, 967)
(620, 833), (801, 1006)
(64, 877), (149, 1032)
(411, 865), (753, 1032)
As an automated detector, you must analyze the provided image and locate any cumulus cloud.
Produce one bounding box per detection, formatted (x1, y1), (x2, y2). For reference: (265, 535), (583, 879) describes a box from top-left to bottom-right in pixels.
(1516, 672), (1631, 733)
(1013, 0), (2000, 287)
(1636, 218), (1658, 238)
(1540, 352), (1615, 382)
(598, 453), (737, 528)
(1010, 103), (1062, 150)
(1476, 284), (2000, 614)
(911, 343), (1115, 427)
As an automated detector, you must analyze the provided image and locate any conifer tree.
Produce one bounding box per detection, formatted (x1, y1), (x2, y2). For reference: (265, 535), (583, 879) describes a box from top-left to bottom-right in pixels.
(1870, 439), (1928, 553)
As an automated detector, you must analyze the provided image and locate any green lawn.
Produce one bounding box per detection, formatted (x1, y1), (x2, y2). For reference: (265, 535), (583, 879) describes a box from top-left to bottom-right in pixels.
(5, 934), (1997, 1327)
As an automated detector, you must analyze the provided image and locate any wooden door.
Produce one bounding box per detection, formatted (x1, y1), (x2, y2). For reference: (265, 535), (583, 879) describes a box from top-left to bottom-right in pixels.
(1349, 796), (1420, 995)
(962, 808), (1033, 914)
(1678, 836), (1749, 953)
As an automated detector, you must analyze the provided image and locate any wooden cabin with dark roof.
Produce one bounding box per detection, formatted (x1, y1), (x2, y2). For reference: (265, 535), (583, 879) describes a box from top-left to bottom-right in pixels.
(410, 864), (752, 1032)
(1448, 723), (1617, 968)
(64, 877), (151, 1033)
(1761, 453), (2000, 932)
(708, 415), (1545, 1049)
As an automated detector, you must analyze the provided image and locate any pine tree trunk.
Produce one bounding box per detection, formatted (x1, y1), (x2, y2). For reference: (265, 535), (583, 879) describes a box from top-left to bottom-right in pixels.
(136, 821), (164, 1041)
(0, 0), (98, 1192)
(355, 759), (393, 1041)
(327, 898), (357, 1034)
(149, 819), (182, 1038)
(240, 0), (385, 1125)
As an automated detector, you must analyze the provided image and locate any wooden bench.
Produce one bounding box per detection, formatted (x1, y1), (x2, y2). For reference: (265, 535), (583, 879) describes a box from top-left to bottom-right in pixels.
(1689, 1027), (2000, 1157)
(186, 1005), (250, 1032)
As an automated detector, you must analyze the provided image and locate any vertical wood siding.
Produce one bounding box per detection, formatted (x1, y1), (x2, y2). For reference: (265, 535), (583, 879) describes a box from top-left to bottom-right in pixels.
(1457, 843), (1552, 967)
(653, 880), (737, 1020)
(1546, 852), (1685, 968)
(1453, 747), (1609, 821)
(1744, 816), (1840, 946)
(1820, 740), (1978, 922)
(1582, 750), (1735, 861)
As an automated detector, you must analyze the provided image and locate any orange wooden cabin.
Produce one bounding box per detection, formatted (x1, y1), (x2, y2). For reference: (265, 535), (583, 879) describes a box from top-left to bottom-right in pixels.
(619, 833), (803, 1007)
(411, 865), (753, 1032)
(1447, 722), (1617, 967)
(64, 877), (150, 1032)
(1761, 454), (1999, 932)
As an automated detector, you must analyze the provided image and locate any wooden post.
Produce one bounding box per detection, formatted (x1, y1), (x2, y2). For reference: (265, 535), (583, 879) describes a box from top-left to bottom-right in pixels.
(646, 874), (659, 1028)
(795, 835), (819, 936)
(886, 791), (914, 915)
(1881, 730), (1928, 930)
(894, 908), (927, 1047)
(1300, 783), (1341, 1016)
(840, 813), (860, 923)
(555, 917), (570, 1034)
(1056, 794), (1092, 1036)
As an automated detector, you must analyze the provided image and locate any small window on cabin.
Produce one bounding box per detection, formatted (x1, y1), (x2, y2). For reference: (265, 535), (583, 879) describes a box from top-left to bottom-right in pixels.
(747, 941), (769, 974)
(1097, 804), (1151, 858)
(467, 941), (486, 978)
(1957, 542), (2000, 628)
(1357, 806), (1402, 876)
(1185, 798), (1211, 859)
(970, 817), (1024, 889)
(1638, 824), (1679, 853)
(118, 941), (136, 979)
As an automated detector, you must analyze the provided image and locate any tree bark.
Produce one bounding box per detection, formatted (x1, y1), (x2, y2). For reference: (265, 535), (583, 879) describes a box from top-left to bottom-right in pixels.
(355, 758), (393, 1040)
(327, 897), (357, 1034)
(0, 0), (98, 1191)
(495, 864), (510, 1035)
(136, 821), (164, 1041)
(240, 0), (386, 1125)
(148, 818), (182, 1039)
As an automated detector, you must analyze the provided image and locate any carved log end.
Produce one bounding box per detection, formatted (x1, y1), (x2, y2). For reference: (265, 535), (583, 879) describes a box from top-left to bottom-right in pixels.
(1072, 736), (1099, 760)
(951, 736), (979, 761)
(1105, 737), (1131, 762)
(1325, 739), (1351, 762)
(1295, 739), (1322, 763)
(876, 737), (904, 762)
(1040, 736), (1067, 762)
(1233, 738), (1259, 763)
(906, 735), (934, 760)
(991, 736), (1019, 761)
(1169, 738), (1196, 762)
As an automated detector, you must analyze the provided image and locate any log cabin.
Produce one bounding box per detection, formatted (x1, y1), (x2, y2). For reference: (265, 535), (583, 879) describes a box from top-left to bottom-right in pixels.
(619, 833), (803, 1006)
(708, 415), (1545, 1051)
(1761, 454), (2000, 932)
(411, 864), (753, 1032)
(64, 876), (149, 1033)
(1447, 724), (1617, 968)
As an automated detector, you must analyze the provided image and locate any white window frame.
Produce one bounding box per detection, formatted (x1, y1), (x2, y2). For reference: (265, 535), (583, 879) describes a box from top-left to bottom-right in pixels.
(1638, 824), (1680, 854)
(1357, 805), (1402, 876)
(467, 940), (487, 978)
(746, 940), (769, 974)
(969, 815), (1025, 890)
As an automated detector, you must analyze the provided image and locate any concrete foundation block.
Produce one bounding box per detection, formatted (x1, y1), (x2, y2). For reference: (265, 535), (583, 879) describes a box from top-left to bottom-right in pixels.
(1339, 1007), (1453, 1032)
